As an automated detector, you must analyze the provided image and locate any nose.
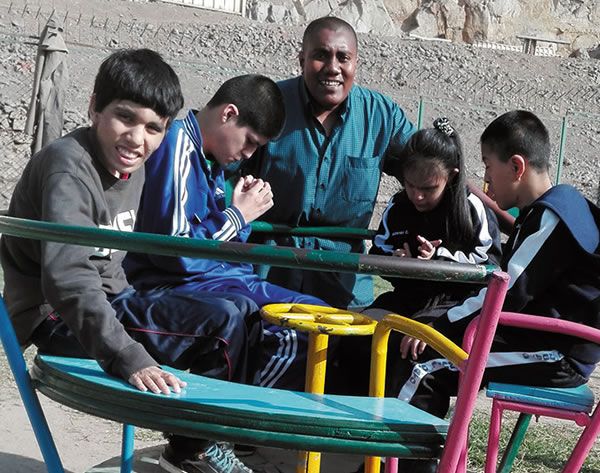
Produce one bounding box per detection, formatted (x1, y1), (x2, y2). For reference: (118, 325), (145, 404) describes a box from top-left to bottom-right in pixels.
(324, 56), (341, 73)
(127, 125), (145, 147)
(242, 144), (258, 160)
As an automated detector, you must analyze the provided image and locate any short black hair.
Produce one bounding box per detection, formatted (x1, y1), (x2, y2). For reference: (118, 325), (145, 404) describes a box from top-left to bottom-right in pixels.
(92, 48), (184, 123)
(302, 16), (357, 51)
(480, 110), (551, 172)
(206, 74), (285, 139)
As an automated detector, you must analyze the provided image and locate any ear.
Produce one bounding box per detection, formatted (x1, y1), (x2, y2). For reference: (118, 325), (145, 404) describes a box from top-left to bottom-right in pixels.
(221, 104), (240, 123)
(88, 94), (97, 124)
(509, 154), (526, 180)
(298, 50), (305, 70)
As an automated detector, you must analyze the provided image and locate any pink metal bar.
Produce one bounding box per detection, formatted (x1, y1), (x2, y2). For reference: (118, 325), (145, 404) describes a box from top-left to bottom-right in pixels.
(438, 271), (510, 473)
(564, 403), (600, 473)
(470, 309), (600, 473)
(485, 401), (504, 473)
(494, 399), (590, 426)
(384, 457), (397, 473)
(496, 312), (600, 345)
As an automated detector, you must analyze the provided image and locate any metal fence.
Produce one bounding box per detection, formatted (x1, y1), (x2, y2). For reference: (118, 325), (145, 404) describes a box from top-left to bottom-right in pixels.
(0, 0), (598, 211)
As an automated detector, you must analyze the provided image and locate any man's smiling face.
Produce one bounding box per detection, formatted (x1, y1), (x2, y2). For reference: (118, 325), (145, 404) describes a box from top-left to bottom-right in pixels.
(299, 27), (357, 113)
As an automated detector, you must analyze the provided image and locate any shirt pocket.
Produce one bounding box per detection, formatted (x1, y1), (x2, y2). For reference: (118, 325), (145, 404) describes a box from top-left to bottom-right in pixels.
(341, 155), (382, 203)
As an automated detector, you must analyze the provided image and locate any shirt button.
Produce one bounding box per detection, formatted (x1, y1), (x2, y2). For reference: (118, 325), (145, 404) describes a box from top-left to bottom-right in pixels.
(319, 183), (325, 190)
(316, 209), (322, 215)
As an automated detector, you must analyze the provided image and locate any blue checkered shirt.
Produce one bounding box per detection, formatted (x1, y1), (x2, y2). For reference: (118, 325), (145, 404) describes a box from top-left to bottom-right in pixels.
(248, 76), (416, 308)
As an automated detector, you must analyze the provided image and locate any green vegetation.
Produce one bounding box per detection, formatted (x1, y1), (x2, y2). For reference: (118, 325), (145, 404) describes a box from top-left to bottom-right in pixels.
(467, 411), (600, 472)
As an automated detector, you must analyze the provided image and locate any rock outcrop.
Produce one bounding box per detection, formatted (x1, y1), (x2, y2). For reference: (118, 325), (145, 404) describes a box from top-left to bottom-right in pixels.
(246, 0), (600, 52)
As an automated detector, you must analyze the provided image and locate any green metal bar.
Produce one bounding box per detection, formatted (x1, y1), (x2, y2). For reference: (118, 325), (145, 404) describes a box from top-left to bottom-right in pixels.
(498, 413), (532, 473)
(417, 96), (425, 129)
(555, 115), (568, 185)
(250, 221), (374, 239)
(0, 216), (492, 283)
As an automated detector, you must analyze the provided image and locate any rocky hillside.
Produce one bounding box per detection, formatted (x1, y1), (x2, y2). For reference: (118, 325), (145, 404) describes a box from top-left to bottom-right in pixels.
(251, 0), (600, 52)
(0, 0), (598, 217)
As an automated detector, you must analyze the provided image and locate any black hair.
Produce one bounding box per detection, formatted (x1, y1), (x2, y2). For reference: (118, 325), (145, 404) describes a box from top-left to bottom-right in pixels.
(92, 48), (183, 123)
(389, 119), (474, 242)
(480, 110), (551, 172)
(302, 16), (358, 51)
(206, 74), (285, 139)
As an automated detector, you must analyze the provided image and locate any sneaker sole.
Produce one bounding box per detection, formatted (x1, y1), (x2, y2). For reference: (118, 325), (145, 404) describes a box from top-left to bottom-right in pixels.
(159, 454), (186, 473)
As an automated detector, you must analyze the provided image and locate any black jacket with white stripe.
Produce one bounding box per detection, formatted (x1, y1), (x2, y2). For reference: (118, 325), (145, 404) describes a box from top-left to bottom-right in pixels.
(370, 190), (502, 309)
(434, 184), (600, 378)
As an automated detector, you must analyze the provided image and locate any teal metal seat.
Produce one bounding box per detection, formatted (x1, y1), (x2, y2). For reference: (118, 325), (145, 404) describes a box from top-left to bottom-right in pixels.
(487, 382), (595, 413)
(32, 354), (448, 458)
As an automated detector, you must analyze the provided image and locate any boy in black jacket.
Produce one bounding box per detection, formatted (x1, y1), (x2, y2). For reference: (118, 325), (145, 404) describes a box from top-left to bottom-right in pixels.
(380, 110), (600, 473)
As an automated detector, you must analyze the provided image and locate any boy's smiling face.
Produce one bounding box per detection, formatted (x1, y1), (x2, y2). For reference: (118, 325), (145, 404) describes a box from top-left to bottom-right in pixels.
(89, 98), (168, 177)
(482, 143), (519, 210)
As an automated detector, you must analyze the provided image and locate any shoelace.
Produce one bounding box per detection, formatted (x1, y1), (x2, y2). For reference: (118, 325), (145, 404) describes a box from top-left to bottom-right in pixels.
(220, 446), (252, 472)
(204, 443), (237, 472)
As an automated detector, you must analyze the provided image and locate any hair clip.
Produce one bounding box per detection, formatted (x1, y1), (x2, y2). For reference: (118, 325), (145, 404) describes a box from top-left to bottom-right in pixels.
(433, 117), (455, 137)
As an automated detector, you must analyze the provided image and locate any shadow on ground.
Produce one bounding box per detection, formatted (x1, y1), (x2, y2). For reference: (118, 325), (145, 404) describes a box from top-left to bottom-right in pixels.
(86, 445), (364, 473)
(0, 452), (76, 473)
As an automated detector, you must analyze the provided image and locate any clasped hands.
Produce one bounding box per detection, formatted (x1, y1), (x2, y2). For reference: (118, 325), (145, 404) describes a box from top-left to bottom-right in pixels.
(231, 174), (274, 223)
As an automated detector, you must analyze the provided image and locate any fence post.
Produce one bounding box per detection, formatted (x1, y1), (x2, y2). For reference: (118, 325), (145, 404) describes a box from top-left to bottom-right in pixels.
(555, 114), (568, 185)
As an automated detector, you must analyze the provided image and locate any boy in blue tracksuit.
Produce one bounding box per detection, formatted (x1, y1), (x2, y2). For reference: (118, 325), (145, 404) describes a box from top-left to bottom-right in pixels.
(124, 75), (326, 401)
(376, 110), (600, 473)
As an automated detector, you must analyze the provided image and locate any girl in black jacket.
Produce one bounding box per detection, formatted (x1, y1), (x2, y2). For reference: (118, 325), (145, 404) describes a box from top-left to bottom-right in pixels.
(368, 117), (502, 319)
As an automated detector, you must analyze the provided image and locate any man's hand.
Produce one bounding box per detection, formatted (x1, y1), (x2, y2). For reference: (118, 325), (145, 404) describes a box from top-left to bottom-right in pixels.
(416, 235), (442, 260)
(231, 175), (274, 224)
(128, 366), (187, 395)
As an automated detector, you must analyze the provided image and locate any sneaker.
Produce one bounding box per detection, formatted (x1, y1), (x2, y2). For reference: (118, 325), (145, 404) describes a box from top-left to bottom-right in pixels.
(217, 443), (254, 470)
(233, 444), (257, 457)
(159, 442), (253, 473)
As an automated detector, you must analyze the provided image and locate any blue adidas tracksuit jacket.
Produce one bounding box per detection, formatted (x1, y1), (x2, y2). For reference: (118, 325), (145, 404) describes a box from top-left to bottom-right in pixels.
(124, 110), (324, 390)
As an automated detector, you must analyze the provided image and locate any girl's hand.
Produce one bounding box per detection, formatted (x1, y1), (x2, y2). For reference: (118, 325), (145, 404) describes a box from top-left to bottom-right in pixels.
(416, 235), (442, 260)
(393, 242), (412, 258)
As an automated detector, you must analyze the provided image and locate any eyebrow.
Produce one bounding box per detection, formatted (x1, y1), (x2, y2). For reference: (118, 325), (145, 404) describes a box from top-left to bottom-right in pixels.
(114, 104), (166, 131)
(405, 178), (440, 190)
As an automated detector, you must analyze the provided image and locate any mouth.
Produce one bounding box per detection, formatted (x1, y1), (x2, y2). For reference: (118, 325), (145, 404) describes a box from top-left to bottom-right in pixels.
(116, 145), (142, 165)
(318, 79), (343, 89)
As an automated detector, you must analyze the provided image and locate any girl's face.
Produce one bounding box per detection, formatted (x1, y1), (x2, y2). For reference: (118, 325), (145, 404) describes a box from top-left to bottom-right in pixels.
(403, 165), (453, 212)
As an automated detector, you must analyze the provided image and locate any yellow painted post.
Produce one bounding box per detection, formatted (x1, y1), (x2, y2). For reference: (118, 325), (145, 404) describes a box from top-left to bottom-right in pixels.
(260, 304), (377, 473)
(297, 332), (329, 473)
(364, 324), (392, 473)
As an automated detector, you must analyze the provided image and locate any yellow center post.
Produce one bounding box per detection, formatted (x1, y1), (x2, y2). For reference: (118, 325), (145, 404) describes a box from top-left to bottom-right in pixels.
(260, 303), (378, 473)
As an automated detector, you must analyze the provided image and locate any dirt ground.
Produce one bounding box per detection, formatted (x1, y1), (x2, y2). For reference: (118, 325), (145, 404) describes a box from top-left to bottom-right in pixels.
(0, 0), (599, 217)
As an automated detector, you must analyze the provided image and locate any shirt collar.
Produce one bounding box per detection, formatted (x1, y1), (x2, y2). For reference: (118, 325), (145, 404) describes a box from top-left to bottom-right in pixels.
(184, 109), (203, 151)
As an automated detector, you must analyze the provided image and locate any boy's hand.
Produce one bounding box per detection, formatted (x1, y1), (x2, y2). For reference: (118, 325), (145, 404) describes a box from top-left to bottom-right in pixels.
(231, 176), (274, 223)
(393, 243), (412, 258)
(400, 334), (428, 360)
(128, 366), (187, 395)
(416, 235), (442, 260)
